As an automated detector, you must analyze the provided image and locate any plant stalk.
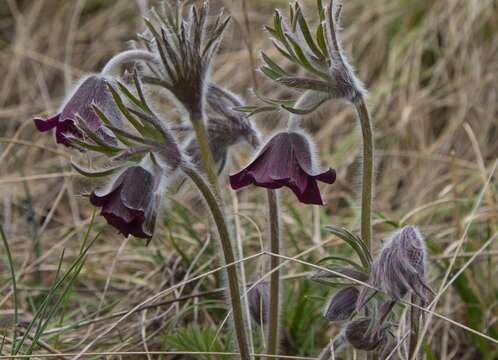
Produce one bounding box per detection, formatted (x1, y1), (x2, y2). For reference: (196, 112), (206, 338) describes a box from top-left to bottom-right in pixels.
(409, 294), (421, 359)
(266, 189), (280, 358)
(190, 115), (221, 194)
(183, 166), (250, 360)
(354, 96), (374, 251)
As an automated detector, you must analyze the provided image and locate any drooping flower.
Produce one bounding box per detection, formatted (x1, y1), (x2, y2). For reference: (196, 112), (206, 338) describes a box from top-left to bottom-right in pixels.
(357, 226), (433, 310)
(90, 165), (160, 239)
(229, 130), (336, 205)
(323, 286), (359, 322)
(34, 75), (121, 148)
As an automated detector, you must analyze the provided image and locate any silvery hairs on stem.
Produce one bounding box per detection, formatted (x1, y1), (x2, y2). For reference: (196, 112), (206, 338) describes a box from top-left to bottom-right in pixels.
(138, 0), (230, 119)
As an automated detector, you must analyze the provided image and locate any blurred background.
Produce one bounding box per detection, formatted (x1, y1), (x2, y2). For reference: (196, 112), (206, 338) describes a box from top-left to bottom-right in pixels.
(0, 0), (497, 358)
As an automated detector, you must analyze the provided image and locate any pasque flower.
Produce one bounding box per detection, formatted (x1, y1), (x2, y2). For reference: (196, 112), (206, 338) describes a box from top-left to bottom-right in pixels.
(90, 165), (160, 239)
(358, 226), (433, 308)
(34, 75), (120, 148)
(230, 130), (336, 205)
(323, 286), (359, 322)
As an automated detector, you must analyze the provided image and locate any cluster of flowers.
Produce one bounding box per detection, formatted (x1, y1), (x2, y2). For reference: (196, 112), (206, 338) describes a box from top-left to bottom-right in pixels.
(34, 1), (338, 240)
(34, 0), (434, 357)
(318, 226), (434, 357)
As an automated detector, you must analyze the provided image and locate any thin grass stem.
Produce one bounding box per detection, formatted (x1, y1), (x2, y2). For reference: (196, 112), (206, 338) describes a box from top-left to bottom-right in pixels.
(0, 224), (18, 354)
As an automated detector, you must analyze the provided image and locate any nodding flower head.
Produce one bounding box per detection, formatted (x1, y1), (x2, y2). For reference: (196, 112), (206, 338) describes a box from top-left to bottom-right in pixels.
(90, 164), (163, 239)
(344, 317), (390, 352)
(230, 130), (336, 205)
(247, 273), (270, 327)
(367, 226), (432, 303)
(34, 75), (121, 148)
(323, 286), (358, 322)
(184, 84), (260, 174)
(143, 0), (230, 117)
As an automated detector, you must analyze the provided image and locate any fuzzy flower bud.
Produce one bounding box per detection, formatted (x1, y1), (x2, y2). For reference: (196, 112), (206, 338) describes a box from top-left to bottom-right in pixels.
(344, 317), (389, 352)
(365, 226), (432, 304)
(247, 273), (270, 327)
(230, 129), (336, 205)
(323, 286), (358, 322)
(34, 75), (120, 148)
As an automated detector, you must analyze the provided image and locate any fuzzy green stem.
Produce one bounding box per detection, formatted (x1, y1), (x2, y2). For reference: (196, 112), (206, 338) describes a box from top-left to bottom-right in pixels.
(354, 97), (374, 252)
(183, 166), (250, 360)
(190, 115), (221, 194)
(409, 294), (421, 359)
(266, 189), (280, 358)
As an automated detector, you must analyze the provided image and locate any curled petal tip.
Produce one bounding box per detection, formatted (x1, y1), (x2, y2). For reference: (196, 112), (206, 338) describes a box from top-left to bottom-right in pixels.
(33, 115), (60, 132)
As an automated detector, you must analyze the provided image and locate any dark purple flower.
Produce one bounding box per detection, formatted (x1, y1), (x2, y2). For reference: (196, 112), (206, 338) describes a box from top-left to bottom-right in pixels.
(229, 131), (336, 205)
(34, 75), (121, 148)
(90, 165), (158, 239)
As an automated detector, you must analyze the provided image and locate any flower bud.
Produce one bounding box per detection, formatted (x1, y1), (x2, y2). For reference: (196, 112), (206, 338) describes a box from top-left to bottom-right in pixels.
(247, 273), (270, 327)
(369, 226), (432, 303)
(344, 318), (388, 351)
(323, 287), (358, 322)
(34, 75), (121, 148)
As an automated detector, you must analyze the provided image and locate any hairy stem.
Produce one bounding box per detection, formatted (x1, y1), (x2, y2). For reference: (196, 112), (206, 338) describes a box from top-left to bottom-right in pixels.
(354, 96), (374, 252)
(101, 50), (158, 76)
(183, 166), (250, 360)
(409, 295), (421, 359)
(190, 115), (221, 194)
(266, 189), (280, 358)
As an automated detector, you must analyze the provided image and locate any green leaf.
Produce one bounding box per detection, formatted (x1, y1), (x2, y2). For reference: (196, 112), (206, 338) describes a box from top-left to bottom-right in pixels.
(295, 4), (324, 60)
(260, 65), (283, 81)
(92, 104), (131, 146)
(68, 137), (119, 154)
(285, 33), (330, 79)
(71, 161), (124, 178)
(325, 225), (372, 270)
(316, 23), (329, 57)
(106, 83), (148, 136)
(75, 115), (123, 154)
(282, 95), (329, 115)
(253, 89), (295, 107)
(261, 51), (288, 77)
(316, 255), (365, 271)
(117, 81), (146, 111)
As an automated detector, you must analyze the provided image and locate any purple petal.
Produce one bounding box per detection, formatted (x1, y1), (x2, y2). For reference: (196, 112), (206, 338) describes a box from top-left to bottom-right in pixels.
(34, 114), (60, 132)
(54, 118), (82, 146)
(314, 168), (336, 184)
(60, 75), (120, 132)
